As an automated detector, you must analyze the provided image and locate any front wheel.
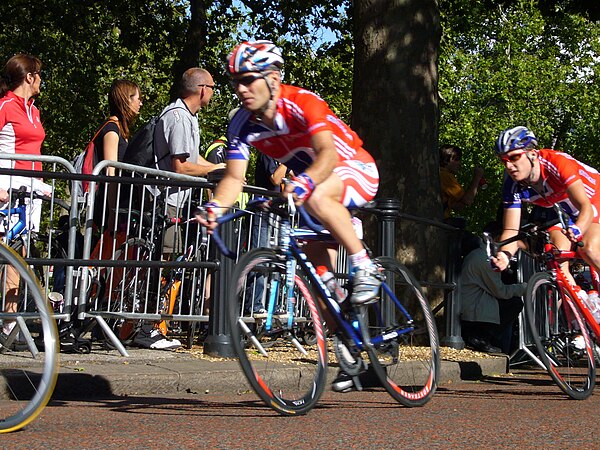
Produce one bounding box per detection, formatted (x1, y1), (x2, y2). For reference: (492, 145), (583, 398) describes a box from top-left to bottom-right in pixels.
(0, 243), (59, 433)
(525, 271), (595, 399)
(358, 256), (440, 407)
(227, 249), (328, 415)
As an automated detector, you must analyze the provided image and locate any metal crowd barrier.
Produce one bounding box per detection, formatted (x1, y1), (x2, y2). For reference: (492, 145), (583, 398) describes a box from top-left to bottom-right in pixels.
(0, 155), (80, 354)
(1, 154), (542, 362)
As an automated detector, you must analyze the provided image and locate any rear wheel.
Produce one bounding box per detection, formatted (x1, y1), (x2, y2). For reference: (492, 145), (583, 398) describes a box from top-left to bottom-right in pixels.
(228, 249), (327, 415)
(358, 256), (439, 407)
(0, 243), (59, 433)
(104, 238), (153, 341)
(525, 271), (595, 399)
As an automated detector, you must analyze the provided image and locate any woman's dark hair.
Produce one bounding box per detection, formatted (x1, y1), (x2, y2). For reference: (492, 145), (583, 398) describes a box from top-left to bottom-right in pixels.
(439, 144), (462, 168)
(0, 54), (42, 97)
(108, 79), (140, 139)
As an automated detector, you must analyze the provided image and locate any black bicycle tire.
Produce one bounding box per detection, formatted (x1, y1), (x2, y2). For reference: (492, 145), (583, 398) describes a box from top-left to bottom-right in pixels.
(227, 248), (328, 415)
(358, 256), (440, 407)
(0, 243), (59, 433)
(524, 271), (595, 399)
(105, 238), (153, 341)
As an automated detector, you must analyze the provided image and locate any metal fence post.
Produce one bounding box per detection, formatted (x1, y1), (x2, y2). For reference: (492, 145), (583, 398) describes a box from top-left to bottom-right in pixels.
(373, 198), (400, 326)
(441, 225), (465, 349)
(203, 216), (237, 357)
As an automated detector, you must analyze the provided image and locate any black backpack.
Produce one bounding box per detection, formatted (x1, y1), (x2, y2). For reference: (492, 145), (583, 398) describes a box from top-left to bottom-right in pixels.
(122, 106), (186, 168)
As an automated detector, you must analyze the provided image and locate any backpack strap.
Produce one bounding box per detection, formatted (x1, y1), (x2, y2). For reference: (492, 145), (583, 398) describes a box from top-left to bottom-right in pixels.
(153, 106), (189, 165)
(90, 118), (120, 143)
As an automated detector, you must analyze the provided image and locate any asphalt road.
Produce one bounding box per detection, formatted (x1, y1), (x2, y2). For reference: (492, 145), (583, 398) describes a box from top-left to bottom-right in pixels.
(4, 368), (598, 449)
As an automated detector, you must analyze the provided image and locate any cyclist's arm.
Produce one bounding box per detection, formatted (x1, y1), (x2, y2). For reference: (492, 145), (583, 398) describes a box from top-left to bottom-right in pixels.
(492, 207), (522, 271)
(301, 130), (338, 185)
(210, 158), (248, 209)
(567, 179), (593, 238)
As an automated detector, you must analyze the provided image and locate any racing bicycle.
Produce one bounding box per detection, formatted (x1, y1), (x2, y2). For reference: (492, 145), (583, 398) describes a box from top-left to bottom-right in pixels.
(483, 206), (597, 399)
(210, 196), (440, 415)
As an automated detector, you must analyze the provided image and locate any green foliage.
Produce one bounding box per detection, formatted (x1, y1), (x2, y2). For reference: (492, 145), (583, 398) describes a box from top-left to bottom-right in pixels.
(0, 0), (188, 160)
(439, 1), (600, 231)
(3, 0), (598, 238)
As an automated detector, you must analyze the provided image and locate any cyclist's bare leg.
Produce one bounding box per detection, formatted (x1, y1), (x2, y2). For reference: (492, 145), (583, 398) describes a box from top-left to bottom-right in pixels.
(303, 173), (363, 255)
(549, 228), (577, 286)
(304, 173), (381, 304)
(576, 222), (600, 276)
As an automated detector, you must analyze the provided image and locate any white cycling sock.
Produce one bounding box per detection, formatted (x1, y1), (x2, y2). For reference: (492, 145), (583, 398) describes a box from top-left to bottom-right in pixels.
(350, 249), (372, 270)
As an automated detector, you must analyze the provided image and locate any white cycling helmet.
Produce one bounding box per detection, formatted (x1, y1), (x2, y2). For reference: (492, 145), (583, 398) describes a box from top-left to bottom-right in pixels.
(228, 40), (284, 75)
(495, 126), (538, 155)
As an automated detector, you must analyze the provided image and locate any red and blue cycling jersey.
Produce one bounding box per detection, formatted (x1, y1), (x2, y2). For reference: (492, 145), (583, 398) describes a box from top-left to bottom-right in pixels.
(502, 149), (600, 221)
(226, 84), (379, 208)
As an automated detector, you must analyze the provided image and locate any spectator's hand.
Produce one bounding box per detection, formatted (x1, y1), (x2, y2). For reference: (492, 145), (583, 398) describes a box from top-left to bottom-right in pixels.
(490, 251), (511, 272)
(0, 188), (8, 204)
(207, 163), (226, 173)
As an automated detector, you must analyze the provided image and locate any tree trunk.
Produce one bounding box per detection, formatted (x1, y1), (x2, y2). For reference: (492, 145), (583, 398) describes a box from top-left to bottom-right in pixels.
(352, 0), (444, 285)
(169, 0), (209, 101)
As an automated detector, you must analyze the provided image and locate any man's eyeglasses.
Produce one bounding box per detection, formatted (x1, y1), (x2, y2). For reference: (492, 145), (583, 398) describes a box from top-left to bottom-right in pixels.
(499, 149), (527, 164)
(229, 74), (265, 89)
(198, 84), (215, 90)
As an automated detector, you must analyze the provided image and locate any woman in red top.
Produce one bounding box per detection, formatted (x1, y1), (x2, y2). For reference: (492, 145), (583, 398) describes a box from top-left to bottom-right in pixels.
(0, 54), (45, 171)
(0, 54), (47, 343)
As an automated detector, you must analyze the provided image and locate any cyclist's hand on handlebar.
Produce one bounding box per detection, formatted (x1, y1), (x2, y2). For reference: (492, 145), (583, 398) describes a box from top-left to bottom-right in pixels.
(563, 223), (583, 244)
(194, 201), (221, 233)
(284, 173), (315, 206)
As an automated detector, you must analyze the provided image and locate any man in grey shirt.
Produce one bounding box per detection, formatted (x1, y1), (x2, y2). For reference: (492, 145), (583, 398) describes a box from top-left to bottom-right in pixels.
(154, 67), (225, 253)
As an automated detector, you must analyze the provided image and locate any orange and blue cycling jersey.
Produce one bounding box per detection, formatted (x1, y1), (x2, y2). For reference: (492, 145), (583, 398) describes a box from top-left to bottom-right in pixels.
(503, 149), (600, 222)
(226, 84), (379, 208)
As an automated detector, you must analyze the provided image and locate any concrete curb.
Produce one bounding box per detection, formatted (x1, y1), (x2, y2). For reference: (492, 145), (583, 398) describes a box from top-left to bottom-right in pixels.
(34, 349), (509, 399)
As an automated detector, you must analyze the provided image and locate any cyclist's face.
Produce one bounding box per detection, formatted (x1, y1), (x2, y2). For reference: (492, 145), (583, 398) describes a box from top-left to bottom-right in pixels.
(231, 73), (271, 112)
(502, 149), (534, 182)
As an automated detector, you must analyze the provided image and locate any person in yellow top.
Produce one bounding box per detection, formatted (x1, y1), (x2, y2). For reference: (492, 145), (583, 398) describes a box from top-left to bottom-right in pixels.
(440, 144), (485, 220)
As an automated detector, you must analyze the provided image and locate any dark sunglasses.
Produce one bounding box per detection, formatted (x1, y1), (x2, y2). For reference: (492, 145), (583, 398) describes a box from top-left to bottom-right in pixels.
(500, 149), (527, 164)
(229, 74), (265, 89)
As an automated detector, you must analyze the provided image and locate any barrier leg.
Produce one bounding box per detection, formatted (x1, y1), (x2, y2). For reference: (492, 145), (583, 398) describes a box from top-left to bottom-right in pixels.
(203, 217), (236, 358)
(441, 229), (464, 349)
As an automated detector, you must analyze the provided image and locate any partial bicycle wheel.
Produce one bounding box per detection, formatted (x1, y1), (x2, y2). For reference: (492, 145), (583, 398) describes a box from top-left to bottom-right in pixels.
(0, 243), (59, 433)
(525, 271), (595, 399)
(358, 256), (440, 407)
(228, 248), (328, 415)
(104, 238), (153, 341)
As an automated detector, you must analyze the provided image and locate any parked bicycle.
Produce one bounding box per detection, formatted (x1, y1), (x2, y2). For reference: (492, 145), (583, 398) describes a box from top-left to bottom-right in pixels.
(483, 206), (597, 399)
(208, 196), (440, 415)
(0, 242), (59, 433)
(98, 203), (208, 347)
